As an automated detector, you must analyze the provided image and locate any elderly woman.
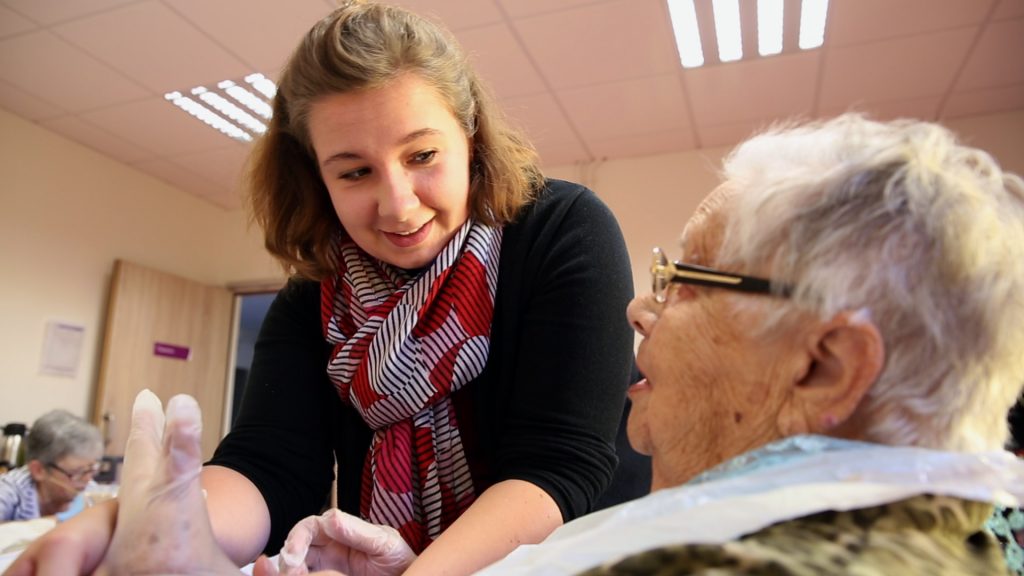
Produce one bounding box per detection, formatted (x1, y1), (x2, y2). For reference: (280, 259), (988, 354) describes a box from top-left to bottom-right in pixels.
(0, 410), (103, 522)
(480, 114), (1024, 575)
(6, 115), (1024, 576)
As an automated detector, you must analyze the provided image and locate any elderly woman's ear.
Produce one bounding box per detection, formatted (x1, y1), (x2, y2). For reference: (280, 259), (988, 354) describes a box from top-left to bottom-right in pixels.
(777, 309), (885, 437)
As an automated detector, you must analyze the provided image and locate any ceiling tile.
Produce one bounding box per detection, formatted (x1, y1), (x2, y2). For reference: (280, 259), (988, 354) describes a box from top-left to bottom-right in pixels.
(390, 0), (503, 30)
(820, 28), (975, 109)
(827, 0), (994, 47)
(955, 17), (1024, 91)
(943, 84), (1024, 119)
(81, 96), (240, 156)
(697, 119), (774, 149)
(458, 23), (548, 99)
(819, 96), (943, 121)
(587, 129), (696, 160)
(169, 0), (333, 77)
(513, 0), (678, 89)
(0, 30), (148, 111)
(993, 0), (1024, 20)
(0, 0), (138, 25)
(38, 114), (157, 163)
(170, 144), (252, 191)
(536, 146), (589, 169)
(497, 0), (614, 19)
(502, 92), (589, 164)
(686, 51), (820, 126)
(0, 78), (64, 119)
(0, 4), (36, 37)
(558, 75), (690, 140)
(53, 0), (252, 94)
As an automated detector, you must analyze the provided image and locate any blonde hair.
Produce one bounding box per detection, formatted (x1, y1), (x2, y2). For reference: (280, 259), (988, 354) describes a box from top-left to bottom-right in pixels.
(247, 1), (543, 279)
(719, 114), (1024, 451)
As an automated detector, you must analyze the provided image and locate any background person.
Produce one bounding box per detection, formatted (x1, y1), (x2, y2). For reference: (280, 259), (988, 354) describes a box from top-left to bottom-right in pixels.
(0, 410), (102, 522)
(3, 1), (638, 574)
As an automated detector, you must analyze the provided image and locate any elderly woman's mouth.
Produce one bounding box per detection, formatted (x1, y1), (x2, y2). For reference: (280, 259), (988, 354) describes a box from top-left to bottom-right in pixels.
(628, 378), (651, 396)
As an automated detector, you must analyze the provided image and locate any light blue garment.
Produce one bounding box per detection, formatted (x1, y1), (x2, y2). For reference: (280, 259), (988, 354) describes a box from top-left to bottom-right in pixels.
(686, 434), (856, 484)
(55, 491), (85, 522)
(987, 505), (1024, 575)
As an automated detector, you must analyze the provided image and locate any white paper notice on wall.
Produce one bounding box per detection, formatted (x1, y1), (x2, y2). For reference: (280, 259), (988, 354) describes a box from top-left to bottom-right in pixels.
(39, 321), (85, 378)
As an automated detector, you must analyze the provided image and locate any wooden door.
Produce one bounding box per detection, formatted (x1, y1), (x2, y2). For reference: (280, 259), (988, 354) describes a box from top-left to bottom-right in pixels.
(94, 260), (234, 460)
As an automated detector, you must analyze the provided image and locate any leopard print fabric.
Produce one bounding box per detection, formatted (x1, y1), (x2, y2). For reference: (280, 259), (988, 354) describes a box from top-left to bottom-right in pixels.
(579, 495), (1009, 575)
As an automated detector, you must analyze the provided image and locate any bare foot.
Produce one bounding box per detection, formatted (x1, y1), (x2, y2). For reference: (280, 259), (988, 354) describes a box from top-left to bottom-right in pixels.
(94, 390), (240, 575)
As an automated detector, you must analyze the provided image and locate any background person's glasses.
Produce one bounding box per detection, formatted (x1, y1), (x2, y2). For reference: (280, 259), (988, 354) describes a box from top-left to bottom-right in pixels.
(650, 247), (792, 303)
(47, 461), (100, 484)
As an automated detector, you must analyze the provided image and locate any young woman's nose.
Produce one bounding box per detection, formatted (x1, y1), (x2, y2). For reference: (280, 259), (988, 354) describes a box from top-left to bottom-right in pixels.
(377, 168), (419, 221)
(626, 293), (660, 337)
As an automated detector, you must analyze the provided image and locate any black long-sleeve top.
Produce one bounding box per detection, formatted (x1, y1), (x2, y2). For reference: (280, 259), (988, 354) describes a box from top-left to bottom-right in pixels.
(208, 179), (637, 552)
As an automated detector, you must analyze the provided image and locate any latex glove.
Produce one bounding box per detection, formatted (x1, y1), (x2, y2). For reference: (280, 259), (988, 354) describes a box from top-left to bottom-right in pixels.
(93, 390), (240, 575)
(253, 509), (416, 576)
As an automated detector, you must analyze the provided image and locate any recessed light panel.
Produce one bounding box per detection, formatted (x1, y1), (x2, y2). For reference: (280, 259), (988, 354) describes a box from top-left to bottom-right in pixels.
(668, 0), (829, 68)
(165, 73), (277, 143)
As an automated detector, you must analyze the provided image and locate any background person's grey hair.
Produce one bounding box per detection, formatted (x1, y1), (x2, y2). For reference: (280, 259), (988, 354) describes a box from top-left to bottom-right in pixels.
(716, 113), (1024, 452)
(25, 409), (103, 464)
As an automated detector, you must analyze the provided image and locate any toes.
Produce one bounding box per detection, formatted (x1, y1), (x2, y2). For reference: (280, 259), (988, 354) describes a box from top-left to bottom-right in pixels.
(163, 394), (204, 477)
(120, 390), (166, 496)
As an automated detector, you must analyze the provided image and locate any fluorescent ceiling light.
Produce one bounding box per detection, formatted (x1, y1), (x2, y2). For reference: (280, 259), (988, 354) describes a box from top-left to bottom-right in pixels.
(165, 73), (277, 143)
(712, 0), (742, 62)
(799, 0), (829, 49)
(667, 0), (704, 68)
(667, 0), (828, 68)
(218, 80), (273, 120)
(245, 73), (277, 99)
(165, 91), (252, 142)
(192, 87), (266, 135)
(757, 0), (784, 56)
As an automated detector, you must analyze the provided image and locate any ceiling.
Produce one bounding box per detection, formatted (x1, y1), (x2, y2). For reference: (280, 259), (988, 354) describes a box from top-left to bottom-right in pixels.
(1, 0), (1022, 211)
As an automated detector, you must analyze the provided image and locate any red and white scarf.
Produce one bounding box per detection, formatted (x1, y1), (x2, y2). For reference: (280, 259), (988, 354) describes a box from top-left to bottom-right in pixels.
(321, 220), (502, 553)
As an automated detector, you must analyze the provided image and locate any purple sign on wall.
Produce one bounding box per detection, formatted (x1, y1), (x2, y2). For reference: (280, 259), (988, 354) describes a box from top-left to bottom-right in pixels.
(153, 342), (190, 360)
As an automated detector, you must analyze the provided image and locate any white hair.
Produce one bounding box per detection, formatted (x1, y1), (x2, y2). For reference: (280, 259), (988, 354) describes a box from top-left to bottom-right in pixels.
(718, 113), (1024, 452)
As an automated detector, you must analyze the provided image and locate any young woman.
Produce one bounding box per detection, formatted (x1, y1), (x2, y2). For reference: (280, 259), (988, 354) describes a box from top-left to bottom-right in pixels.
(4, 2), (637, 575)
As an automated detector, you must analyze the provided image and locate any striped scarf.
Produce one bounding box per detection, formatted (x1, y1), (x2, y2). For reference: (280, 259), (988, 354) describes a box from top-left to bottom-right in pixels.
(321, 219), (502, 552)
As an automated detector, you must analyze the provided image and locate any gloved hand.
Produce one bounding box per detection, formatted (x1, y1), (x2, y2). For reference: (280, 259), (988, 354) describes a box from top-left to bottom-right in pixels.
(253, 509), (416, 576)
(93, 390), (239, 575)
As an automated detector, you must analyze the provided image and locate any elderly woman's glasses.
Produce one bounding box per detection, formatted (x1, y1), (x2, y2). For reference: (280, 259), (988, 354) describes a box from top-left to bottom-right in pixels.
(47, 461), (100, 483)
(650, 247), (792, 303)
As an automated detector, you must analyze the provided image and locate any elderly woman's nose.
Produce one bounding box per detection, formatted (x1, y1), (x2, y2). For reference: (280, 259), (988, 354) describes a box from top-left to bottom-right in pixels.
(627, 294), (659, 336)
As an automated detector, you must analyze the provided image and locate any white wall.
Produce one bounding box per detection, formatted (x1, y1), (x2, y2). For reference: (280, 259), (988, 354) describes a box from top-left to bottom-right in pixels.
(547, 146), (730, 305)
(2, 106), (1022, 429)
(0, 108), (282, 427)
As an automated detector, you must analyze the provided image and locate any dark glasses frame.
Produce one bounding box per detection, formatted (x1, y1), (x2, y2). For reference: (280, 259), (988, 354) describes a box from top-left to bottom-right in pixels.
(650, 247), (792, 303)
(47, 461), (100, 483)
